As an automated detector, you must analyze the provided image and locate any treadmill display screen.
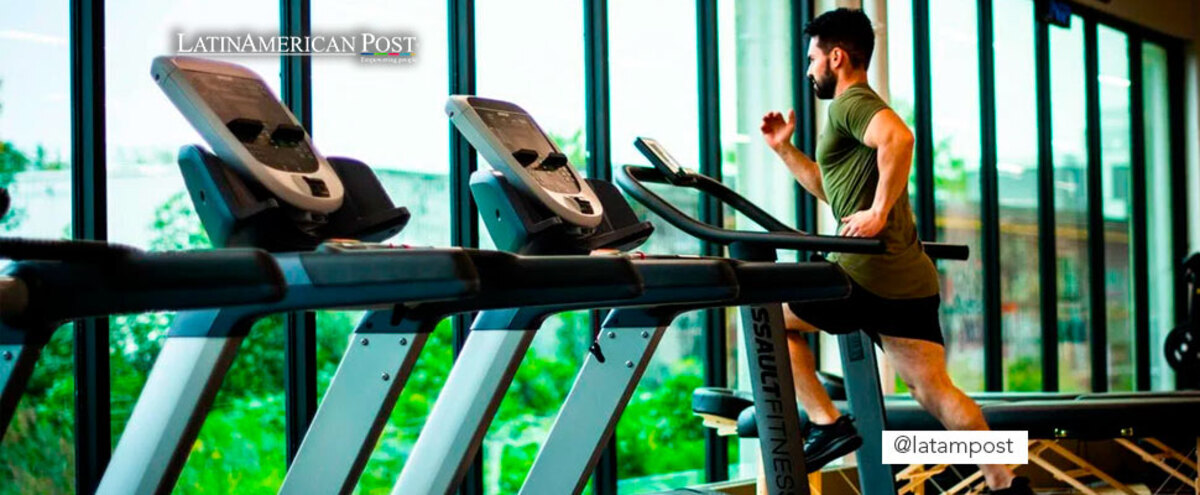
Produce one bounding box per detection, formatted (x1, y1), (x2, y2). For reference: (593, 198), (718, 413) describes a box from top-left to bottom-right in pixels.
(640, 138), (683, 175)
(477, 107), (557, 161)
(476, 107), (580, 194)
(181, 69), (319, 173)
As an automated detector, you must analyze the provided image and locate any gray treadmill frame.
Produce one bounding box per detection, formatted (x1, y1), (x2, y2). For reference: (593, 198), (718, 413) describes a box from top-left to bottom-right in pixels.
(380, 260), (741, 495)
(94, 251), (475, 495)
(520, 298), (808, 494)
(279, 306), (560, 495)
(519, 307), (678, 494)
(388, 308), (665, 495)
(0, 326), (49, 442)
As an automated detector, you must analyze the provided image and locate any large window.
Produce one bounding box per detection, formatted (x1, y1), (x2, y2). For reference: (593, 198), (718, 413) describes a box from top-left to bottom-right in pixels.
(993, 0), (1042, 391)
(1049, 16), (1092, 392)
(472, 1), (592, 493)
(311, 1), (449, 246)
(716, 0), (796, 480)
(309, 1), (451, 492)
(880, 0), (918, 206)
(609, 0), (707, 491)
(1097, 24), (1134, 391)
(813, 0), (842, 238)
(0, 1), (74, 492)
(717, 1), (797, 240)
(105, 0), (283, 489)
(1142, 41), (1174, 391)
(929, 0), (984, 391)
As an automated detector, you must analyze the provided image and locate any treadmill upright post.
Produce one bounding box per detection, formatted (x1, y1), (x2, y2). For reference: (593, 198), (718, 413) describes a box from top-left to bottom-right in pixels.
(729, 242), (810, 495)
(279, 310), (432, 495)
(389, 308), (543, 495)
(838, 331), (896, 494)
(0, 327), (47, 441)
(97, 249), (478, 495)
(519, 309), (669, 495)
(97, 309), (244, 495)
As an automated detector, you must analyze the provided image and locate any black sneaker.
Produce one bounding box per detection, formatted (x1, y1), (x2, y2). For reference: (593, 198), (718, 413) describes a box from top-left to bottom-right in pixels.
(987, 476), (1034, 494)
(802, 415), (863, 472)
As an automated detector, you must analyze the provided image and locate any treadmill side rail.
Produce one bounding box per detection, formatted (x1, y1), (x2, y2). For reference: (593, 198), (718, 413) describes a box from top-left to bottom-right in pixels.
(838, 331), (897, 494)
(390, 325), (536, 495)
(98, 310), (241, 495)
(280, 310), (431, 495)
(520, 318), (667, 495)
(0, 329), (46, 441)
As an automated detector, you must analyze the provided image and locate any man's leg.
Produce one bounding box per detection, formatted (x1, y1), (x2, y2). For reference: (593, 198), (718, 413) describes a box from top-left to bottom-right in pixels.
(878, 334), (1017, 489)
(783, 305), (841, 425)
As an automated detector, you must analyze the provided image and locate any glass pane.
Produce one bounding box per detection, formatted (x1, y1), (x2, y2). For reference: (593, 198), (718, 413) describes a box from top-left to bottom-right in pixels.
(474, 1), (591, 493)
(993, 0), (1041, 391)
(0, 5), (73, 481)
(718, 0), (796, 239)
(813, 1), (844, 238)
(610, 0), (706, 491)
(929, 0), (984, 391)
(0, 5), (71, 240)
(880, 0), (918, 206)
(1142, 42), (1174, 391)
(716, 0), (795, 480)
(1049, 16), (1091, 392)
(1097, 24), (1133, 391)
(104, 0), (283, 489)
(308, 1), (451, 491)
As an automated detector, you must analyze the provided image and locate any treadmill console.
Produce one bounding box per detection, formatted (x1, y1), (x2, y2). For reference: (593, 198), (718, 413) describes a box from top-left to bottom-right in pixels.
(446, 96), (602, 228)
(152, 56), (344, 213)
(634, 137), (693, 185)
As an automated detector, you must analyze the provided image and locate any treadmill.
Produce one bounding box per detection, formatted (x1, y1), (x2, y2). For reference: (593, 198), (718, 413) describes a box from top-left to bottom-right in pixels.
(387, 96), (883, 495)
(97, 56), (652, 495)
(617, 138), (968, 495)
(0, 189), (287, 442)
(276, 159), (736, 492)
(278, 96), (774, 491)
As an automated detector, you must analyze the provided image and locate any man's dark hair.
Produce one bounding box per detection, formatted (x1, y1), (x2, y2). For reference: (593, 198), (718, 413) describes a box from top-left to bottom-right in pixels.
(804, 8), (875, 69)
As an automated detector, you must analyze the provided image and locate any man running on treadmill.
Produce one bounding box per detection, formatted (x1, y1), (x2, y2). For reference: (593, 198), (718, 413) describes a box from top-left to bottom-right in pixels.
(759, 8), (1032, 494)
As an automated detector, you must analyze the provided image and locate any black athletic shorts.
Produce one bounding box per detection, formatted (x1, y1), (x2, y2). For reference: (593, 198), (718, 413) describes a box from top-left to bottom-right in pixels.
(786, 275), (945, 347)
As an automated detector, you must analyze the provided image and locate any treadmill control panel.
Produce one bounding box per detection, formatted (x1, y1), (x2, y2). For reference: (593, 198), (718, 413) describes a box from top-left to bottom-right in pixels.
(186, 72), (319, 173)
(152, 56), (344, 213)
(447, 96), (603, 229)
(474, 107), (581, 195)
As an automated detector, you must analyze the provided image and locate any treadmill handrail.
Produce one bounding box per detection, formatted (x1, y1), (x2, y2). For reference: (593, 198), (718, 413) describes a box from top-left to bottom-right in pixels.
(0, 237), (141, 263)
(617, 165), (971, 261)
(922, 242), (970, 261)
(3, 247), (287, 324)
(617, 165), (883, 254)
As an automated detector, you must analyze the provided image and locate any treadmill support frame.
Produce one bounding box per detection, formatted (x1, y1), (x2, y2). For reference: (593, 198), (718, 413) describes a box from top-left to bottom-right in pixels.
(0, 326), (50, 441)
(729, 242), (810, 495)
(388, 307), (555, 495)
(519, 308), (671, 494)
(279, 310), (434, 494)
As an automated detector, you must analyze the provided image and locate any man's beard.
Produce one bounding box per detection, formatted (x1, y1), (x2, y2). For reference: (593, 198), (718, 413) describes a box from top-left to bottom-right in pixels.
(810, 68), (837, 100)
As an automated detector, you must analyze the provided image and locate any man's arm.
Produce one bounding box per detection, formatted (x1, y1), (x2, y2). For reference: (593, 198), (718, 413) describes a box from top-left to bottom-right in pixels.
(839, 108), (915, 238)
(775, 141), (827, 203)
(760, 110), (827, 202)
